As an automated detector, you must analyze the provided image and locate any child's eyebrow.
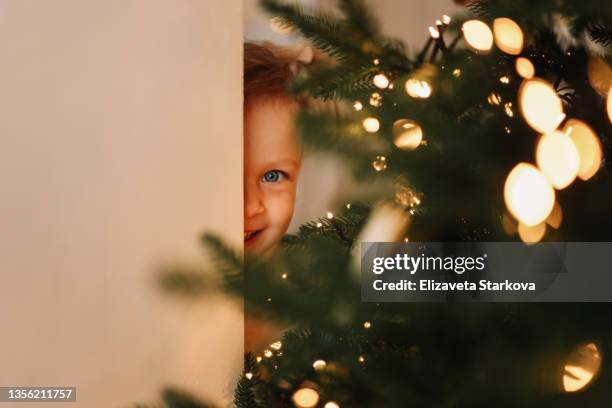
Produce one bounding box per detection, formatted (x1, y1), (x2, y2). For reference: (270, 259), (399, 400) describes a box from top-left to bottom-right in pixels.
(265, 160), (300, 170)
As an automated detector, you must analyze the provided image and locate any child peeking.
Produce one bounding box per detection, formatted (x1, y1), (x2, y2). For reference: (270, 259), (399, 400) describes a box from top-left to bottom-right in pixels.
(243, 41), (312, 352)
(244, 42), (311, 255)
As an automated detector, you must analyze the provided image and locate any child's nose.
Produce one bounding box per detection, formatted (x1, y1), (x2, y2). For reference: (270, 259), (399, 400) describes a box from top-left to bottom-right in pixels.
(244, 181), (265, 219)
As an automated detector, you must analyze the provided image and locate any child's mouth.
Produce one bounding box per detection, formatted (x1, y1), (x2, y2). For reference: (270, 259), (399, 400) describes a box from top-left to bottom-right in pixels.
(244, 229), (262, 243)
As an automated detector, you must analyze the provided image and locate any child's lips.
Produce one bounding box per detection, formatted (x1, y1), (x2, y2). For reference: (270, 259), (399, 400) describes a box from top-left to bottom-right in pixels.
(244, 229), (263, 244)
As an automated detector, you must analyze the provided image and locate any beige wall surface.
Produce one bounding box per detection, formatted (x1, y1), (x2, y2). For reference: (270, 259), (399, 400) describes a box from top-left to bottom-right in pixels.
(0, 1), (242, 407)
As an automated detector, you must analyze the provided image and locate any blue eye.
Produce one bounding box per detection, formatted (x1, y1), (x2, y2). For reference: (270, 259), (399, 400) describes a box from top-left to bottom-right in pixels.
(261, 170), (285, 183)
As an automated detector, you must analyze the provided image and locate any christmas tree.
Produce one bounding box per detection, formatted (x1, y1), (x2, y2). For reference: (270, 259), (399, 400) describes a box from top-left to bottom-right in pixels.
(142, 0), (612, 406)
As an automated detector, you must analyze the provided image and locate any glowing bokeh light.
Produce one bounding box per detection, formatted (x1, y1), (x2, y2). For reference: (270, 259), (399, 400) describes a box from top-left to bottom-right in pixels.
(504, 163), (555, 227)
(393, 119), (423, 151)
(515, 57), (535, 79)
(362, 117), (380, 133)
(563, 343), (602, 392)
(519, 79), (565, 134)
(546, 201), (563, 229)
(536, 130), (580, 189)
(292, 388), (320, 408)
(564, 119), (603, 181)
(373, 73), (390, 89)
(518, 221), (546, 244)
(405, 78), (432, 98)
(312, 359), (327, 370)
(462, 20), (494, 52)
(493, 17), (524, 55)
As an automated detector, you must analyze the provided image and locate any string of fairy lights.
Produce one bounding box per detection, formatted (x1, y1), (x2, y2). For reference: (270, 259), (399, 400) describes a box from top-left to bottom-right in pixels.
(252, 12), (612, 407)
(354, 14), (612, 244)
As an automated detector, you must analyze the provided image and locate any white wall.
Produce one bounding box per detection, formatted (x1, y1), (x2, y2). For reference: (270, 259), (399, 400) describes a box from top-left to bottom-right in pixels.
(0, 1), (242, 406)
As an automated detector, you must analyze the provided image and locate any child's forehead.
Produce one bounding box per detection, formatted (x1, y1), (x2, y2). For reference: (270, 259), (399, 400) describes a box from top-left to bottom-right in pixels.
(245, 97), (302, 164)
(245, 94), (299, 115)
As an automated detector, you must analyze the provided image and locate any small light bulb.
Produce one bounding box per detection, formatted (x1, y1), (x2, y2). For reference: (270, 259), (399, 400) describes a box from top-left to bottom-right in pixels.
(353, 101), (363, 111)
(373, 73), (390, 89)
(292, 388), (320, 408)
(493, 17), (524, 55)
(362, 117), (380, 133)
(313, 359), (327, 370)
(462, 20), (494, 53)
(515, 57), (535, 79)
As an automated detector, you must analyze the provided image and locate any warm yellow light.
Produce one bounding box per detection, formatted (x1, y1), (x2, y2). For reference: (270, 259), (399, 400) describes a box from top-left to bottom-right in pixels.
(270, 340), (282, 350)
(269, 17), (292, 34)
(493, 17), (524, 55)
(372, 155), (388, 172)
(393, 119), (423, 151)
(564, 119), (602, 181)
(502, 213), (517, 236)
(353, 101), (363, 111)
(519, 79), (565, 134)
(292, 388), (320, 408)
(536, 130), (580, 189)
(587, 57), (612, 97)
(546, 201), (563, 229)
(488, 93), (502, 105)
(362, 117), (380, 133)
(452, 68), (461, 77)
(363, 321), (372, 329)
(442, 15), (451, 25)
(312, 359), (327, 370)
(500, 75), (510, 84)
(405, 78), (432, 98)
(504, 163), (555, 227)
(518, 221), (546, 244)
(429, 26), (440, 39)
(373, 73), (390, 89)
(245, 372), (253, 380)
(515, 57), (535, 79)
(369, 92), (382, 107)
(324, 402), (340, 408)
(462, 20), (493, 53)
(504, 102), (514, 117)
(563, 343), (601, 392)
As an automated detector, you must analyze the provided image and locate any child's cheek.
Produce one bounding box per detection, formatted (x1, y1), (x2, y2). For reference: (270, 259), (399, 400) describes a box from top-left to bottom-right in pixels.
(264, 186), (296, 231)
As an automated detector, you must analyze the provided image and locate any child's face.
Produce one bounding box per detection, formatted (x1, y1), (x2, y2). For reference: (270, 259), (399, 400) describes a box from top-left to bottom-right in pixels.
(244, 97), (301, 254)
